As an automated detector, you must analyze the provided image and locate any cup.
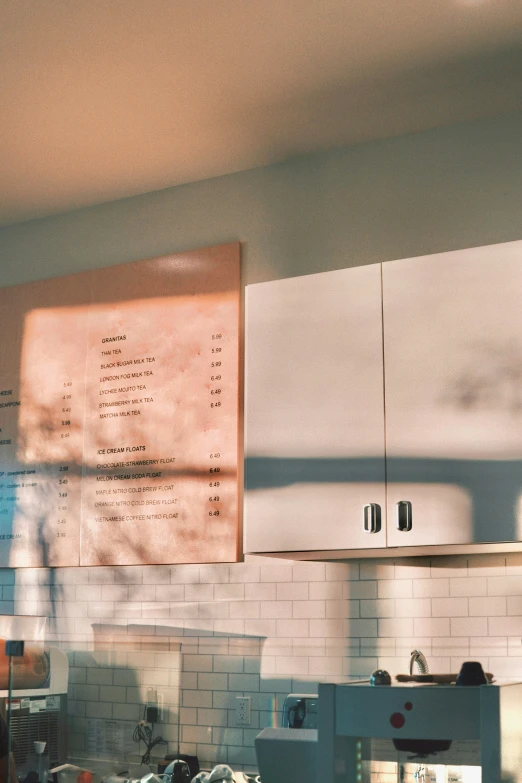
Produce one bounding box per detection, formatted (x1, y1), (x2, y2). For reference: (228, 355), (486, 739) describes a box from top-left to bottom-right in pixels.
(34, 741), (46, 755)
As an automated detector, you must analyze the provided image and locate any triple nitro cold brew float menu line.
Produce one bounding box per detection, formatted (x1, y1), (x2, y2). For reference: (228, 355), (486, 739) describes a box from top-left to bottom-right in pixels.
(0, 243), (240, 567)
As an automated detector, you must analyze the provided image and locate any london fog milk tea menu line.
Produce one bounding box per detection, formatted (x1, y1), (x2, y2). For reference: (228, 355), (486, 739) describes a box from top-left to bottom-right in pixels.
(0, 243), (241, 567)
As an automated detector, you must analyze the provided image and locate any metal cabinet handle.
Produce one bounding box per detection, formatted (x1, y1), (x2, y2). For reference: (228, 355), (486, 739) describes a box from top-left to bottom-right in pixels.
(363, 503), (381, 534)
(396, 500), (412, 531)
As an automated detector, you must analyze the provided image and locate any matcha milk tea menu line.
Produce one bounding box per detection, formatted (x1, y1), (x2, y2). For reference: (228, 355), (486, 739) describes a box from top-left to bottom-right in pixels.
(0, 243), (240, 567)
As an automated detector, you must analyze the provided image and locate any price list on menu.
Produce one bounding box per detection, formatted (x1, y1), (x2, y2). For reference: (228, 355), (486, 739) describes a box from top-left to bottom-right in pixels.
(0, 243), (240, 567)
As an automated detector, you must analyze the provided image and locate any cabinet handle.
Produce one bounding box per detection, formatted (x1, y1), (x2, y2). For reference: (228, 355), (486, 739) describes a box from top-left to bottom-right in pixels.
(363, 503), (381, 534)
(396, 500), (412, 532)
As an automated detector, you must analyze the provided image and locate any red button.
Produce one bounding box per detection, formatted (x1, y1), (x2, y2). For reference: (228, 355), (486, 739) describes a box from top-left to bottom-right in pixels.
(390, 712), (405, 729)
(404, 702), (413, 711)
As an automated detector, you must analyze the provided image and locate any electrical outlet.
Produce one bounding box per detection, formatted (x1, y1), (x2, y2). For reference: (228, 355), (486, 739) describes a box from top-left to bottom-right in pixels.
(235, 696), (251, 725)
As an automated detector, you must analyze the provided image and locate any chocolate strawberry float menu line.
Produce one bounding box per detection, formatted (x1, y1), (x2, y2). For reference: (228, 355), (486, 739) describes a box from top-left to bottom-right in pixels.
(99, 334), (154, 420)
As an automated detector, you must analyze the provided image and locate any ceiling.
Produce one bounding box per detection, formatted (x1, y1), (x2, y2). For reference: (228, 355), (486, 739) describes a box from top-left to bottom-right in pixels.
(2, 0), (522, 226)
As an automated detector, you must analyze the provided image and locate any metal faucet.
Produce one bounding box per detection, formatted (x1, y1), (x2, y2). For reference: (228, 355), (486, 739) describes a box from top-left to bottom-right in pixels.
(409, 649), (429, 676)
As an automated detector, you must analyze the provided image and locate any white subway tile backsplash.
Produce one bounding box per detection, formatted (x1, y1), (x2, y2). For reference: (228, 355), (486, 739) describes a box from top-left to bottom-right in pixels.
(360, 599), (395, 618)
(394, 560), (430, 580)
(291, 563), (326, 582)
(86, 702), (112, 718)
(156, 584), (185, 601)
(228, 673), (260, 691)
(198, 602), (230, 619)
(213, 619), (245, 635)
(359, 562), (395, 581)
(489, 615), (522, 635)
(325, 562), (359, 581)
(229, 601), (260, 619)
(182, 725), (213, 744)
(309, 581), (342, 600)
(292, 600), (325, 619)
(88, 567), (116, 584)
(468, 555), (506, 577)
(378, 580), (413, 599)
(432, 597), (468, 617)
(260, 600), (292, 619)
(395, 598), (431, 618)
(487, 575), (522, 596)
(243, 619), (277, 637)
(470, 596), (506, 616)
(308, 618), (344, 638)
(450, 576), (487, 597)
(245, 582), (276, 601)
(413, 617), (450, 637)
(378, 618), (414, 637)
(413, 579), (449, 598)
(214, 583), (245, 601)
(86, 668), (113, 685)
(9, 548), (522, 772)
(275, 619), (309, 638)
(199, 565), (230, 584)
(345, 619), (378, 637)
(185, 584), (214, 602)
(325, 600), (359, 619)
(308, 657), (343, 676)
(260, 566), (293, 583)
(213, 656), (244, 673)
(276, 582), (308, 600)
(451, 616), (488, 636)
(197, 708), (228, 727)
(183, 654), (213, 672)
(275, 656), (309, 676)
(229, 565), (261, 583)
(345, 580), (377, 599)
(169, 601), (199, 618)
(198, 673), (229, 691)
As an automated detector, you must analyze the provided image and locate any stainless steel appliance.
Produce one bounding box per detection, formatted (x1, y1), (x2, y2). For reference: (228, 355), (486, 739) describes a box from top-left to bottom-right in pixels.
(2, 646), (69, 775)
(255, 680), (522, 783)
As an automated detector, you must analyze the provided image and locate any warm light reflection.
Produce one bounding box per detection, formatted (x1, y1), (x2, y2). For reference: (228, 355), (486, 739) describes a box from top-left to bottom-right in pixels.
(0, 244), (240, 567)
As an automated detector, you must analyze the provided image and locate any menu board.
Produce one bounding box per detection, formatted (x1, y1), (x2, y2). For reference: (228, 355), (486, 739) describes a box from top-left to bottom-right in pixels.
(0, 243), (240, 567)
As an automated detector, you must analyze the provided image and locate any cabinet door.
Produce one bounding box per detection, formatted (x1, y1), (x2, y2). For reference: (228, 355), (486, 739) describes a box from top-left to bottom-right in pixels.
(244, 264), (386, 553)
(383, 239), (522, 547)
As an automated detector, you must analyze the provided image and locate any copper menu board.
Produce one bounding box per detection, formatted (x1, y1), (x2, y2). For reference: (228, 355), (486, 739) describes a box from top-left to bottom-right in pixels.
(0, 243), (240, 566)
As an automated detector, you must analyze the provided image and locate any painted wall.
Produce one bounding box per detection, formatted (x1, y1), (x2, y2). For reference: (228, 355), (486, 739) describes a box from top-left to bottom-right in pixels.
(1, 111), (522, 288)
(1, 111), (522, 771)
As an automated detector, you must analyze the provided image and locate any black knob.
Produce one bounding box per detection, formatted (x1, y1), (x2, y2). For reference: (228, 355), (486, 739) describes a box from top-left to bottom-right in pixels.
(370, 669), (391, 686)
(456, 661), (487, 686)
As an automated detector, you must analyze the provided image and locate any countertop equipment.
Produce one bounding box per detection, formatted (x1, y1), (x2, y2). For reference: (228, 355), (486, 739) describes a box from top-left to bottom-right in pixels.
(318, 679), (522, 783)
(255, 679), (522, 783)
(3, 646), (69, 777)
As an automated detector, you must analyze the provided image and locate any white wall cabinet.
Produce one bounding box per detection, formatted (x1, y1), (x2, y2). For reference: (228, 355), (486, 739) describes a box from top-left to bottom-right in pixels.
(244, 264), (386, 553)
(245, 239), (522, 556)
(383, 240), (522, 548)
